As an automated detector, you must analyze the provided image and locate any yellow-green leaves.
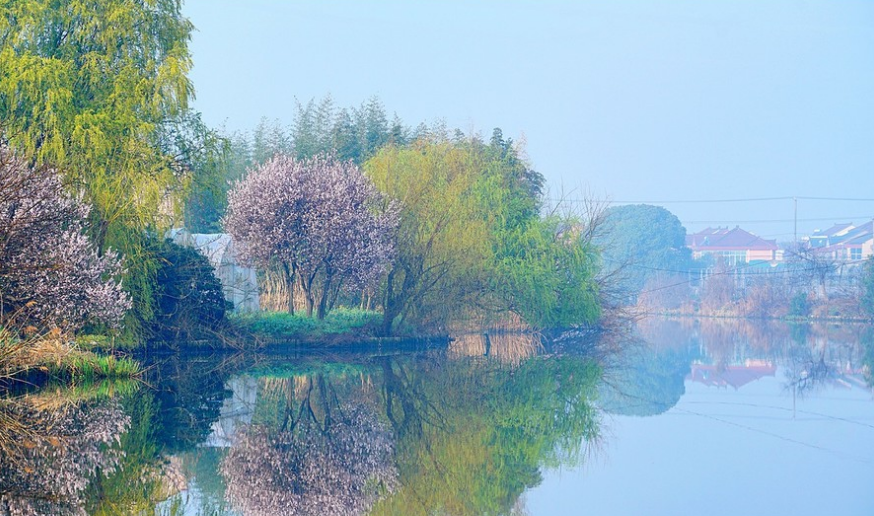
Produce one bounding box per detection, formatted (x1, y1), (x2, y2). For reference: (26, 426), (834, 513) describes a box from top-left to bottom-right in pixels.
(0, 0), (194, 337)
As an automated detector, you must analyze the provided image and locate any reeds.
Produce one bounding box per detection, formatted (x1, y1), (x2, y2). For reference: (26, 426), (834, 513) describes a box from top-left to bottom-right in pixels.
(1, 324), (140, 381)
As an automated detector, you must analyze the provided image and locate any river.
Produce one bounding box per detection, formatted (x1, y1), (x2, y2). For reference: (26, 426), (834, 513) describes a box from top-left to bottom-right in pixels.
(1, 318), (872, 515)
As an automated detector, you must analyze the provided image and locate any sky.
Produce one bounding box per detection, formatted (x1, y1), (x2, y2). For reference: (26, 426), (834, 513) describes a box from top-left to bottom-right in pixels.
(182, 0), (874, 242)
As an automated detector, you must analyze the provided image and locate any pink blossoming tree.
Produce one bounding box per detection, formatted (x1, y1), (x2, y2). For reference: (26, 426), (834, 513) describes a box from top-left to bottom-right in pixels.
(0, 144), (131, 330)
(224, 154), (398, 318)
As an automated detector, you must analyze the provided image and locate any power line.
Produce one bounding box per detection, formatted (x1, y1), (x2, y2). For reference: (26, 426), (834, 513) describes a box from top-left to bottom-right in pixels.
(681, 215), (873, 225)
(546, 196), (874, 205)
(547, 196), (794, 204)
(797, 196), (874, 202)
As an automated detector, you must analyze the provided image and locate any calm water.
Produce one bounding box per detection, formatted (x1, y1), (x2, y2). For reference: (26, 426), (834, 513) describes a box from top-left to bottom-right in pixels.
(1, 319), (872, 516)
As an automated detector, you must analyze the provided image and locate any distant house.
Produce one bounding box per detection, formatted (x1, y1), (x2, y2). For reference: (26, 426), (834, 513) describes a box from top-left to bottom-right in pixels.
(807, 221), (874, 262)
(808, 222), (855, 249)
(167, 229), (260, 312)
(686, 226), (781, 266)
(687, 360), (777, 390)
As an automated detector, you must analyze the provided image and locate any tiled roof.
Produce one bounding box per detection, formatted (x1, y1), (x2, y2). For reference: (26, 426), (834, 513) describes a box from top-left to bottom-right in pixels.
(820, 220), (873, 249)
(687, 226), (778, 251)
(812, 223), (854, 238)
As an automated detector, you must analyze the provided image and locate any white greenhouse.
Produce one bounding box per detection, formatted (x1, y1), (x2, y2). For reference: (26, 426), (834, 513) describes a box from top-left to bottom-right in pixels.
(166, 228), (260, 313)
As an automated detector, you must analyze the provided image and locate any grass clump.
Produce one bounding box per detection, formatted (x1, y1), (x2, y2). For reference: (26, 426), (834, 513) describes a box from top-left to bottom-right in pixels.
(45, 353), (141, 381)
(233, 308), (382, 342)
(1, 326), (140, 381)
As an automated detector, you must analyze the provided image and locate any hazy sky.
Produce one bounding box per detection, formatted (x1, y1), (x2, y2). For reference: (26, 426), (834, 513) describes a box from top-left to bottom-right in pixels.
(182, 0), (874, 241)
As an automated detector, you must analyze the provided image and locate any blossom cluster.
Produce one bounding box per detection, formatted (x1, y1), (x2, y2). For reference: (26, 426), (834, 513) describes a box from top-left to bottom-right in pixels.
(0, 144), (131, 329)
(224, 154), (398, 298)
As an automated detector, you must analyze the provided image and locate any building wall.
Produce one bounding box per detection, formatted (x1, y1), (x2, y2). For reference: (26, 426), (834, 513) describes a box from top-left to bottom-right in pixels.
(747, 249), (775, 262)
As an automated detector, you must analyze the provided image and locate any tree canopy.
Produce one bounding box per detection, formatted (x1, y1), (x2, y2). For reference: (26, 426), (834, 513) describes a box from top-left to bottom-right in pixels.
(0, 0), (197, 336)
(595, 204), (692, 297)
(365, 134), (598, 334)
(224, 154), (397, 319)
(0, 144), (129, 330)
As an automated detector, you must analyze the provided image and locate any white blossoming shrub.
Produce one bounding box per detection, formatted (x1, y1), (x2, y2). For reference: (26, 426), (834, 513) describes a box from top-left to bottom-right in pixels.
(0, 144), (131, 330)
(223, 153), (398, 318)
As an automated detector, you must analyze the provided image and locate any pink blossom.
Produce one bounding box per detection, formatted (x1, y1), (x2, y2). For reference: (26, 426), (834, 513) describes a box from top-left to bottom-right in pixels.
(0, 144), (131, 329)
(224, 154), (397, 316)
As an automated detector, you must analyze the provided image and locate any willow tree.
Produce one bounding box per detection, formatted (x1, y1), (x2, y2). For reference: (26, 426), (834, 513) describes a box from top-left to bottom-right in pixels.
(365, 141), (495, 335)
(364, 133), (600, 335)
(0, 0), (195, 334)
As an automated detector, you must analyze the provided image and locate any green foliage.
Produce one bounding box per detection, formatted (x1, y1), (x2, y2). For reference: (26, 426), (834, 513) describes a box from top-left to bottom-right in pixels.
(790, 291), (811, 317)
(0, 0), (197, 339)
(152, 238), (230, 341)
(185, 96), (406, 232)
(234, 308), (382, 341)
(365, 135), (597, 333)
(861, 256), (874, 318)
(372, 353), (602, 515)
(492, 217), (600, 328)
(45, 352), (141, 381)
(366, 140), (496, 333)
(596, 204), (692, 296)
(84, 390), (163, 515)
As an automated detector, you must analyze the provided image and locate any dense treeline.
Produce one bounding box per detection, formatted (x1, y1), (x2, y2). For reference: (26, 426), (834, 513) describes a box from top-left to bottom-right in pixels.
(0, 0), (602, 354)
(210, 97), (599, 334)
(190, 95), (601, 335)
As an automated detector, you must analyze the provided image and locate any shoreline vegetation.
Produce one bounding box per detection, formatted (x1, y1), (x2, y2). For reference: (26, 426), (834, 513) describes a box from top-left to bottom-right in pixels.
(1, 327), (141, 383)
(1, 3), (872, 391)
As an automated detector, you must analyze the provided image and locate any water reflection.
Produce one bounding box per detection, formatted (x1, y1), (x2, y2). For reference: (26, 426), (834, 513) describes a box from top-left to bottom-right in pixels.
(371, 352), (601, 516)
(221, 375), (396, 516)
(0, 383), (132, 516)
(1, 320), (872, 515)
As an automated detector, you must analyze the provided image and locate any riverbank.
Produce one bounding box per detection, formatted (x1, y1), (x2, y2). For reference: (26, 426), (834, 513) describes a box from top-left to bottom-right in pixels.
(1, 327), (141, 384)
(631, 307), (874, 325)
(134, 308), (452, 352)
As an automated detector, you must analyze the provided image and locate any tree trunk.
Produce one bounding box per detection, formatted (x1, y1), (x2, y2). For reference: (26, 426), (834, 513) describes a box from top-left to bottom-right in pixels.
(381, 269), (398, 336)
(282, 262), (295, 315)
(316, 272), (332, 320)
(300, 273), (315, 318)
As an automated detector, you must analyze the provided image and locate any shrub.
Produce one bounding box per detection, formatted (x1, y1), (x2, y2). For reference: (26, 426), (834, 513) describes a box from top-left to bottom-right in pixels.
(151, 239), (231, 341)
(789, 291), (811, 317)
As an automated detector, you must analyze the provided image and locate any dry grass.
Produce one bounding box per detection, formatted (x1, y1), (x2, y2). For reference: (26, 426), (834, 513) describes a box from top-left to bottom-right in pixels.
(1, 326), (140, 381)
(449, 331), (544, 367)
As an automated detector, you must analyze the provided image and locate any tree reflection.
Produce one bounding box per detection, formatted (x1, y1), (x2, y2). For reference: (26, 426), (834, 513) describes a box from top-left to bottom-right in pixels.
(599, 343), (699, 417)
(783, 340), (836, 397)
(0, 391), (130, 516)
(220, 374), (397, 516)
(215, 345), (604, 516)
(373, 352), (602, 516)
